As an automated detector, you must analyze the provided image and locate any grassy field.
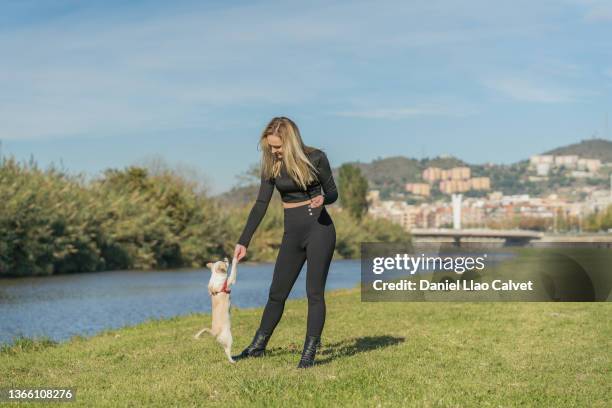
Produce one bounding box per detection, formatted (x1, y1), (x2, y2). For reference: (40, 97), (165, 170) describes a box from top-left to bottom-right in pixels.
(1, 286), (610, 407)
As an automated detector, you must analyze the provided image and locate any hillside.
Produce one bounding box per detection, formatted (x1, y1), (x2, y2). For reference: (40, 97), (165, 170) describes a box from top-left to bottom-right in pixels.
(332, 156), (469, 200)
(543, 138), (612, 162)
(216, 139), (612, 203)
(347, 156), (467, 194)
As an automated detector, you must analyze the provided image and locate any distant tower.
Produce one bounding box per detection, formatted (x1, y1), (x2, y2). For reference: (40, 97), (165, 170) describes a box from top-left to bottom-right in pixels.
(451, 194), (462, 230)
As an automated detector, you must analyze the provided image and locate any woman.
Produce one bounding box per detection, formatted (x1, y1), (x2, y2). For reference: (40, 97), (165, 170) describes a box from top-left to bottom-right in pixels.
(232, 116), (338, 368)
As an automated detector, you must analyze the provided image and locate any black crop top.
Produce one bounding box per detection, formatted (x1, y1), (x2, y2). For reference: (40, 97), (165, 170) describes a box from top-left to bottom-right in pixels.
(237, 148), (338, 248)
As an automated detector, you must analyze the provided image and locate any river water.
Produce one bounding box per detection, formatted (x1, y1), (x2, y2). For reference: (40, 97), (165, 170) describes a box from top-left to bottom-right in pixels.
(0, 259), (361, 345)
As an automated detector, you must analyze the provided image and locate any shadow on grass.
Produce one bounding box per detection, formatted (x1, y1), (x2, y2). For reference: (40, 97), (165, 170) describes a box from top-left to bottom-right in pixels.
(267, 335), (405, 366)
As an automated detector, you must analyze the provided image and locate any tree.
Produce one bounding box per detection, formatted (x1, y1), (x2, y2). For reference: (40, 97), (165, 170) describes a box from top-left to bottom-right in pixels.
(235, 162), (261, 187)
(338, 164), (369, 221)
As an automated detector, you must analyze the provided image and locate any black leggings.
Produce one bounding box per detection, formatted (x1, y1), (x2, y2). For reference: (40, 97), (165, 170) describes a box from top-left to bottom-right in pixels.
(258, 203), (336, 337)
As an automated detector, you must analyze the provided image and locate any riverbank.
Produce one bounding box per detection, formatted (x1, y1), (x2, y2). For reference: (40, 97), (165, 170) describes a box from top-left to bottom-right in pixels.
(1, 286), (609, 407)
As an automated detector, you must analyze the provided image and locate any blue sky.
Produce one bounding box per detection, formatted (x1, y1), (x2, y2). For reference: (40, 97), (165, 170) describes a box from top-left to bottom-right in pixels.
(1, 0), (611, 195)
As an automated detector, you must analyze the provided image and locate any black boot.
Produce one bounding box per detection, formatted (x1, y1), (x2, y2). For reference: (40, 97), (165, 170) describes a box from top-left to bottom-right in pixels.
(232, 329), (272, 361)
(297, 335), (321, 368)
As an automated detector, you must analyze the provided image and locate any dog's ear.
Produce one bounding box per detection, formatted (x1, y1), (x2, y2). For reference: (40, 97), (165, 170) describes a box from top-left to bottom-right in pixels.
(206, 262), (214, 270)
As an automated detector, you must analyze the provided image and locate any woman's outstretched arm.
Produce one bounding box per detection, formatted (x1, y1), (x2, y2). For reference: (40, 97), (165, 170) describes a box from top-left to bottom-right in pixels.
(237, 175), (275, 248)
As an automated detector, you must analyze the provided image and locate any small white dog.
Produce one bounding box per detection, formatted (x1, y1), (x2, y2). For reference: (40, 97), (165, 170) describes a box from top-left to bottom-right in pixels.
(193, 256), (238, 363)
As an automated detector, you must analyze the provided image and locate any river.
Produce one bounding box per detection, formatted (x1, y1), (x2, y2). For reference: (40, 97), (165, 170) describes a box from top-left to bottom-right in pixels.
(0, 259), (361, 345)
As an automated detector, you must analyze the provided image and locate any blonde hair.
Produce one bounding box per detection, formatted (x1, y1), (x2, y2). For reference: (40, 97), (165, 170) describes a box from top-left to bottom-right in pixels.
(258, 116), (318, 190)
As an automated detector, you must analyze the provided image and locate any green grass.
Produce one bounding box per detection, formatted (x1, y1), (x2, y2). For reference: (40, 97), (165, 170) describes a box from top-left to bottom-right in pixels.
(1, 287), (610, 407)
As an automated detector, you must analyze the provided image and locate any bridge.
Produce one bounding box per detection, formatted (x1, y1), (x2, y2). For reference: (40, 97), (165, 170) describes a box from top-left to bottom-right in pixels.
(410, 228), (544, 246)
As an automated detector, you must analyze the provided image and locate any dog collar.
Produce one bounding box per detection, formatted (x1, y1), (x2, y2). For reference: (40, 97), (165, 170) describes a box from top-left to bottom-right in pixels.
(220, 279), (231, 294)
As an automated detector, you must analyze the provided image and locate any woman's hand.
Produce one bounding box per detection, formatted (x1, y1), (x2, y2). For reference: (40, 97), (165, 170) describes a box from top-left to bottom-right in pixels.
(309, 195), (324, 208)
(234, 244), (247, 262)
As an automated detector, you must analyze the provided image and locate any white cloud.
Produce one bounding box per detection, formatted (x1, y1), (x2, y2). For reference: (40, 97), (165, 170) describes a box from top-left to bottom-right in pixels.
(0, 2), (351, 140)
(0, 0), (602, 140)
(559, 0), (612, 21)
(584, 7), (612, 21)
(482, 77), (582, 103)
(569, 0), (612, 22)
(333, 104), (477, 119)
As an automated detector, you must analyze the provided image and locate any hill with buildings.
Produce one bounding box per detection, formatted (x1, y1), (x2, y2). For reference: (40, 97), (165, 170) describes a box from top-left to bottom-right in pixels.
(543, 138), (612, 163)
(351, 139), (612, 200)
(217, 139), (612, 204)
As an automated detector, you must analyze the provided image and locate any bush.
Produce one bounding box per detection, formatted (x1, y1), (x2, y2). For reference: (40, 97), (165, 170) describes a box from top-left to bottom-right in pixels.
(0, 159), (229, 276)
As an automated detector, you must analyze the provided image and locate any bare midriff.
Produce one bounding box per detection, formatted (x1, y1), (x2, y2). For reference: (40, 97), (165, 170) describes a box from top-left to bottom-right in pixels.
(282, 196), (322, 209)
